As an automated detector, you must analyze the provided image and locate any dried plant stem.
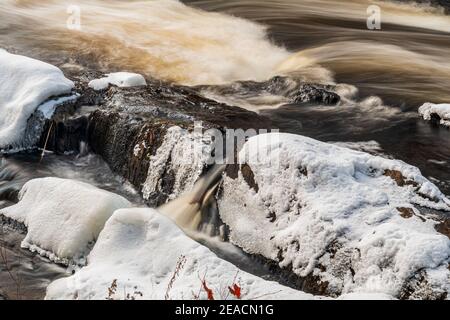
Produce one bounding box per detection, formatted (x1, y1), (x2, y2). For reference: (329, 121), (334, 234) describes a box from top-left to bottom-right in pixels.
(40, 121), (54, 163)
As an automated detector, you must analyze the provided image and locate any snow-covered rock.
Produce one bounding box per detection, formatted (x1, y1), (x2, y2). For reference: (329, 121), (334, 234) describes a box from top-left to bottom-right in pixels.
(218, 133), (450, 299)
(142, 126), (214, 204)
(88, 72), (147, 91)
(46, 208), (316, 300)
(1, 177), (131, 264)
(419, 102), (450, 127)
(0, 49), (74, 149)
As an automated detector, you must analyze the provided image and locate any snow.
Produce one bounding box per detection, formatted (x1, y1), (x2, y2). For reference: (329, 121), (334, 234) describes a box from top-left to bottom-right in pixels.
(218, 133), (450, 298)
(1, 177), (131, 264)
(419, 102), (450, 127)
(46, 208), (316, 300)
(88, 72), (147, 91)
(331, 141), (390, 158)
(0, 49), (74, 149)
(142, 126), (213, 203)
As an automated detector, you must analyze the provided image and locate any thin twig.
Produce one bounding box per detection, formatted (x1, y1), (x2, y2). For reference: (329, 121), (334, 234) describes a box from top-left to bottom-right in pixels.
(40, 121), (54, 163)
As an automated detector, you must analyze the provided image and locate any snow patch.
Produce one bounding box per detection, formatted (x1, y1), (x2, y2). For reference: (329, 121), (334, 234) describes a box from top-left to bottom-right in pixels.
(46, 208), (316, 300)
(419, 102), (450, 127)
(1, 177), (131, 264)
(218, 133), (450, 298)
(0, 49), (74, 149)
(88, 72), (147, 91)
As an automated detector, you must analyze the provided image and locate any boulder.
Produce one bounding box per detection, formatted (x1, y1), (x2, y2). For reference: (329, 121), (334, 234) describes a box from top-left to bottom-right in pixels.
(217, 133), (450, 299)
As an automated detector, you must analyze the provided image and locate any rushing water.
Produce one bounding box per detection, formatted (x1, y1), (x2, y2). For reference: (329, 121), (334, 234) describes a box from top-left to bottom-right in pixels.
(0, 155), (269, 299)
(183, 0), (450, 194)
(1, 0), (450, 298)
(1, 0), (448, 187)
(0, 152), (144, 299)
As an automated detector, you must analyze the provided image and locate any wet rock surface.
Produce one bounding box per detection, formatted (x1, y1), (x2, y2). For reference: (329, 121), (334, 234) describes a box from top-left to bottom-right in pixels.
(196, 76), (341, 106)
(33, 73), (273, 206)
(292, 84), (340, 105)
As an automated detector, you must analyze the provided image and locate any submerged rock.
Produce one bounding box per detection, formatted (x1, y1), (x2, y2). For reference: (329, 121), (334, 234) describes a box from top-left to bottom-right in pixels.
(217, 133), (450, 299)
(195, 76), (341, 109)
(292, 84), (340, 105)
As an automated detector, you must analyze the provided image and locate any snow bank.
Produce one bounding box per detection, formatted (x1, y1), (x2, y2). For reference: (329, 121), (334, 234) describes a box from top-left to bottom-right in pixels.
(88, 72), (147, 91)
(0, 49), (74, 149)
(419, 103), (450, 127)
(1, 178), (131, 264)
(46, 208), (316, 300)
(218, 133), (450, 299)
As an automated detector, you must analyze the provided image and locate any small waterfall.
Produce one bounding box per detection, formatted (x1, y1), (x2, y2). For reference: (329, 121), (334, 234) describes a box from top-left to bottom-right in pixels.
(158, 164), (226, 233)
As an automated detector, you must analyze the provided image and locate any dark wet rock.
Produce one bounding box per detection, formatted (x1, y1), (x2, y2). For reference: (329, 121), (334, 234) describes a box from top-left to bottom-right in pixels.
(240, 164), (259, 193)
(397, 207), (414, 218)
(195, 76), (341, 106)
(0, 214), (27, 234)
(384, 169), (419, 187)
(292, 84), (340, 105)
(398, 0), (450, 14)
(225, 164), (240, 180)
(38, 114), (89, 154)
(225, 163), (258, 192)
(384, 169), (408, 186)
(435, 218), (450, 239)
(430, 113), (444, 126)
(33, 76), (271, 206)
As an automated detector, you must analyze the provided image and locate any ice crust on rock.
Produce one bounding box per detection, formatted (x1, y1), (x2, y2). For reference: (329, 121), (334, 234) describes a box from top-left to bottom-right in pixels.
(419, 102), (450, 127)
